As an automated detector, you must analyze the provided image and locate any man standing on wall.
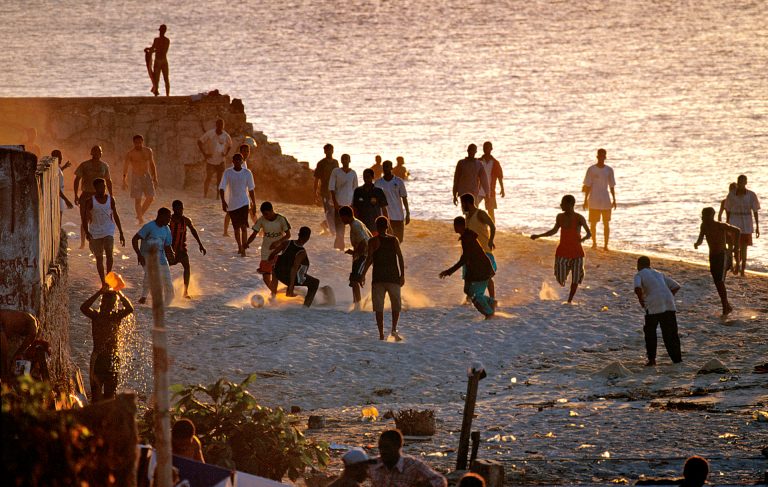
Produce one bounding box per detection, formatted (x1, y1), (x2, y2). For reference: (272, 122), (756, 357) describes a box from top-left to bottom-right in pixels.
(81, 178), (125, 285)
(582, 148), (616, 250)
(198, 118), (233, 199)
(375, 160), (410, 243)
(146, 24), (170, 96)
(122, 135), (158, 224)
(74, 146), (113, 249)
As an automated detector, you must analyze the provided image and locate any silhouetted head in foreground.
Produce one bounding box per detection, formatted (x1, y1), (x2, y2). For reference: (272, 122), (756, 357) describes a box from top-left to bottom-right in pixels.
(51, 149), (62, 164)
(297, 226), (312, 244)
(560, 194), (576, 212)
(323, 143), (334, 157)
(453, 216), (467, 234)
(339, 205), (354, 224)
(382, 160), (393, 177)
(376, 216), (389, 233)
(482, 141), (493, 155)
(378, 430), (404, 468)
(701, 207), (716, 223)
(458, 473), (486, 487)
(460, 193), (476, 213)
(737, 174), (747, 190)
(90, 145), (103, 161)
(467, 144), (477, 158)
(172, 200), (184, 216)
(363, 168), (375, 185)
(636, 255), (651, 271)
(159, 24), (167, 36)
(156, 207), (172, 226)
(682, 456), (709, 487)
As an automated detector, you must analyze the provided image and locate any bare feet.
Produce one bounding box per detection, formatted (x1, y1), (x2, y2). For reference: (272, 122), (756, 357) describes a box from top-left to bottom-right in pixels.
(184, 293), (191, 300)
(391, 332), (403, 342)
(722, 304), (733, 316)
(645, 359), (656, 367)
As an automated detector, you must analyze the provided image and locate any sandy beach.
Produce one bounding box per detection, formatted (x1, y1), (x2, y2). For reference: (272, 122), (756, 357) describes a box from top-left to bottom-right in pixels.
(65, 189), (767, 484)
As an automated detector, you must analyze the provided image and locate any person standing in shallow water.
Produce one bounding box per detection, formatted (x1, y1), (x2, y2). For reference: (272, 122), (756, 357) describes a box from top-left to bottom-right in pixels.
(633, 256), (682, 366)
(530, 194), (591, 304)
(582, 148), (616, 250)
(694, 207), (740, 316)
(476, 141), (505, 222)
(146, 24), (170, 96)
(724, 174), (760, 275)
(370, 154), (384, 180)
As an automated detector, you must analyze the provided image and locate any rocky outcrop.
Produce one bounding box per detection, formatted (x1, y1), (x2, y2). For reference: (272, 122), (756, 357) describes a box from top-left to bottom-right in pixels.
(0, 93), (314, 205)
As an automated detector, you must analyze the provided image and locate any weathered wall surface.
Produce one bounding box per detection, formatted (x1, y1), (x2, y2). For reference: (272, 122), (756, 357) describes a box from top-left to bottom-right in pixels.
(0, 149), (71, 386)
(0, 94), (315, 204)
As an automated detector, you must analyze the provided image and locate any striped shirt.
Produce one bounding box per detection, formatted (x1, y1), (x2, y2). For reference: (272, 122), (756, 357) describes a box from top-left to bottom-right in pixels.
(170, 216), (191, 254)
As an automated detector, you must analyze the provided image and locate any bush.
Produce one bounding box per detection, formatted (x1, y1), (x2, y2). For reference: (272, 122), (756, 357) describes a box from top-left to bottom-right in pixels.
(144, 374), (329, 481)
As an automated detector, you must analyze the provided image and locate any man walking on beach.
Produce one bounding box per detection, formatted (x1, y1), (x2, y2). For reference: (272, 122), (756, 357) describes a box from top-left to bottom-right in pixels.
(440, 216), (495, 319)
(694, 207), (740, 316)
(80, 287), (133, 401)
(725, 174), (760, 275)
(582, 148), (616, 250)
(170, 200), (207, 299)
(633, 256), (682, 366)
(452, 144), (489, 207)
(329, 154), (359, 250)
(246, 202), (291, 295)
(477, 141), (505, 221)
(339, 206), (372, 309)
(314, 144), (340, 238)
(133, 207), (176, 306)
(146, 24), (170, 96)
(530, 195), (591, 304)
(122, 134), (158, 224)
(269, 227), (321, 307)
(362, 217), (405, 340)
(353, 168), (388, 232)
(375, 160), (410, 242)
(461, 194), (497, 302)
(370, 430), (447, 487)
(74, 145), (113, 249)
(219, 153), (256, 256)
(199, 118), (233, 198)
(80, 178), (125, 285)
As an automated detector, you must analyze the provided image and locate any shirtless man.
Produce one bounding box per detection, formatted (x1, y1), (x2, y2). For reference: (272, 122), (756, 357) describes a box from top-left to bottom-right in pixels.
(146, 24), (170, 96)
(80, 288), (134, 401)
(694, 207), (741, 316)
(0, 310), (38, 381)
(122, 135), (158, 224)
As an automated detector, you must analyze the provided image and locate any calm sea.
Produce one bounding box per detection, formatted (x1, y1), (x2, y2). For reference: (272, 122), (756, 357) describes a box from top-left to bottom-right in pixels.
(3, 0), (766, 270)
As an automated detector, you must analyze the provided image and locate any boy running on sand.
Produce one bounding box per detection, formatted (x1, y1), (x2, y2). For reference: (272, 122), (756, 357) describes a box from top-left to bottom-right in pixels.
(269, 227), (320, 307)
(362, 217), (405, 340)
(246, 202), (291, 296)
(169, 200), (207, 299)
(440, 216), (495, 319)
(460, 193), (497, 301)
(339, 206), (372, 309)
(694, 207), (740, 316)
(81, 178), (126, 285)
(530, 195), (592, 303)
(80, 287), (134, 401)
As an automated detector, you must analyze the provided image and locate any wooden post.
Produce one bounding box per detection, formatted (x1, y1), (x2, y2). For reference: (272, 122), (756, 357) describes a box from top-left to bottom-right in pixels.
(147, 248), (172, 487)
(456, 365), (486, 470)
(469, 431), (481, 468)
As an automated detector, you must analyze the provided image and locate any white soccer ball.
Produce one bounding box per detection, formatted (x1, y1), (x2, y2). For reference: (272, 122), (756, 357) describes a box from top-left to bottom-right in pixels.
(250, 294), (265, 308)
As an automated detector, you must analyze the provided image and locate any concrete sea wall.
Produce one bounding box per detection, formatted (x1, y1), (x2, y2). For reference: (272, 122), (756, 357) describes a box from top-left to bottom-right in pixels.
(0, 148), (71, 386)
(0, 93), (315, 204)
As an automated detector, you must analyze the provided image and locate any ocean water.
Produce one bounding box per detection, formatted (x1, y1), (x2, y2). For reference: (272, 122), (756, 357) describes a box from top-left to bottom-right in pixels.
(2, 0), (766, 270)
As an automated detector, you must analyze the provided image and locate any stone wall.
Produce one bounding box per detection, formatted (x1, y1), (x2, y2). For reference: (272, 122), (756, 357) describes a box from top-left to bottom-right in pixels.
(0, 93), (315, 204)
(0, 148), (72, 387)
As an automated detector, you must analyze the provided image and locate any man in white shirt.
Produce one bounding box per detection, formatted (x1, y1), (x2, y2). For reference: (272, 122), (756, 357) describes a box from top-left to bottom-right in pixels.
(198, 118), (233, 198)
(219, 153), (256, 257)
(633, 256), (682, 366)
(375, 160), (410, 243)
(724, 174), (760, 276)
(329, 153), (359, 250)
(339, 206), (372, 309)
(582, 148), (616, 250)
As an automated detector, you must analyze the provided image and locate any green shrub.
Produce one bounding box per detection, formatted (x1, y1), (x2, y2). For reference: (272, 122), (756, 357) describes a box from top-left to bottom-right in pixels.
(143, 374), (329, 481)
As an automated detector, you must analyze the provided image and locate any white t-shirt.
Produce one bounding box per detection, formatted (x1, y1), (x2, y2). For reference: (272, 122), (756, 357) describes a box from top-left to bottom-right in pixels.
(328, 168), (358, 206)
(199, 128), (233, 164)
(583, 164), (616, 210)
(478, 159), (494, 198)
(219, 167), (255, 210)
(724, 190), (760, 234)
(349, 218), (372, 253)
(633, 267), (680, 315)
(252, 214), (291, 260)
(375, 176), (408, 221)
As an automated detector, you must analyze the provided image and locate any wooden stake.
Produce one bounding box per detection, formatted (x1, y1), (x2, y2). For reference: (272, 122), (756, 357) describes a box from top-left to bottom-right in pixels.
(456, 366), (486, 470)
(147, 248), (172, 487)
(469, 431), (481, 468)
